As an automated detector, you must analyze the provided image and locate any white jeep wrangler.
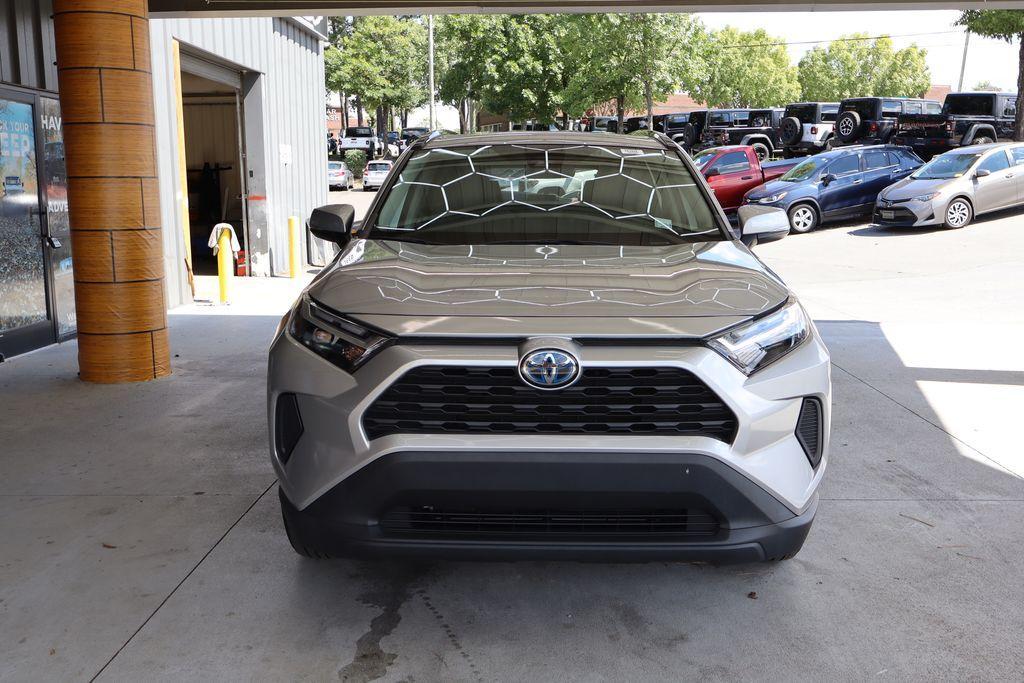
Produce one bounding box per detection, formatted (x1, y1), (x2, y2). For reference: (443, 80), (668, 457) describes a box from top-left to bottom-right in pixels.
(778, 102), (839, 158)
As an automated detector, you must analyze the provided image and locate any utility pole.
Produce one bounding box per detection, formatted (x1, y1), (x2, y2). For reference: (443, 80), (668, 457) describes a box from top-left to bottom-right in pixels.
(428, 15), (436, 130)
(958, 30), (970, 91)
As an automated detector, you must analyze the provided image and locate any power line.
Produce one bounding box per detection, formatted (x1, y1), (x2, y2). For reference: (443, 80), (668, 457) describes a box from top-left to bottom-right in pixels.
(721, 29), (962, 49)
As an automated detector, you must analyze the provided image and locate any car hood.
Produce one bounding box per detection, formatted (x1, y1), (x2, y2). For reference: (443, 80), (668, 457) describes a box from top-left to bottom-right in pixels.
(307, 240), (789, 338)
(745, 179), (797, 200)
(879, 176), (949, 200)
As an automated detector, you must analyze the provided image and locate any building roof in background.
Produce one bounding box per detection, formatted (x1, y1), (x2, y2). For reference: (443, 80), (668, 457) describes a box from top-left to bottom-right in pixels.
(924, 84), (952, 101)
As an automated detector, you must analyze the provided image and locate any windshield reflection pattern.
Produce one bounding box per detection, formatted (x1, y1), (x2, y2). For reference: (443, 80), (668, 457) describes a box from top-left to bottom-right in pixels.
(370, 144), (719, 244)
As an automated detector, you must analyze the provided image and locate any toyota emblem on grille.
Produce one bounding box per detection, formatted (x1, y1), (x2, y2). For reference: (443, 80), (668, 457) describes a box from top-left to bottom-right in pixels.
(519, 349), (580, 389)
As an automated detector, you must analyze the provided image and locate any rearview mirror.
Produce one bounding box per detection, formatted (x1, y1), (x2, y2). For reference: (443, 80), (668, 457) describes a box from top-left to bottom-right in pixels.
(975, 168), (992, 178)
(820, 173), (837, 186)
(308, 204), (355, 246)
(737, 205), (790, 247)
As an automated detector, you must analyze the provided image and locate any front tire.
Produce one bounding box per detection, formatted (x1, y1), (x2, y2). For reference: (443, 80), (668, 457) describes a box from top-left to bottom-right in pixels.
(788, 203), (819, 234)
(943, 198), (973, 229)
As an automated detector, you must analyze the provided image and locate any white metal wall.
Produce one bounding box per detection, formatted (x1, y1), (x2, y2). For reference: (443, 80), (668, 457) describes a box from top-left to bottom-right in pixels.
(149, 17), (327, 306)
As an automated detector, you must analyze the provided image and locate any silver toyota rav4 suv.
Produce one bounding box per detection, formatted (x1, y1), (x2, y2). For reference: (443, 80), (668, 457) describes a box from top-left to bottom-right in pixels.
(269, 132), (831, 563)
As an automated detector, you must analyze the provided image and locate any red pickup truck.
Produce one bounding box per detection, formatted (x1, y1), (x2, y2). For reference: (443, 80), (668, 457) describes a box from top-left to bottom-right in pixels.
(692, 146), (799, 213)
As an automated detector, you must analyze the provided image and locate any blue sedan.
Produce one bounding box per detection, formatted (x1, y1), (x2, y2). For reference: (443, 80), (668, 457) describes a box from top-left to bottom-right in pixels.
(743, 145), (923, 233)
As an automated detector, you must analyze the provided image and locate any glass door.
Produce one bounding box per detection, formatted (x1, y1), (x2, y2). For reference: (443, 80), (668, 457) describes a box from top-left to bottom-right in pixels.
(0, 90), (52, 359)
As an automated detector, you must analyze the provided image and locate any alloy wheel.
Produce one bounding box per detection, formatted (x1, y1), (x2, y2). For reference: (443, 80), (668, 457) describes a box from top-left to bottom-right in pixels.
(945, 200), (971, 228)
(789, 205), (817, 233)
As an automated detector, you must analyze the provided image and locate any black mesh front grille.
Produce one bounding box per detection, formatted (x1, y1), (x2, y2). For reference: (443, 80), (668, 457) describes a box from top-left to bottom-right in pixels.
(380, 506), (719, 538)
(362, 366), (737, 441)
(796, 398), (823, 468)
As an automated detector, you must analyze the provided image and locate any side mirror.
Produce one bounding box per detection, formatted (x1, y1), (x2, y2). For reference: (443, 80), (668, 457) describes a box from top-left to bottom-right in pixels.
(737, 205), (790, 247)
(308, 204), (355, 246)
(975, 168), (992, 178)
(705, 167), (720, 178)
(820, 173), (837, 186)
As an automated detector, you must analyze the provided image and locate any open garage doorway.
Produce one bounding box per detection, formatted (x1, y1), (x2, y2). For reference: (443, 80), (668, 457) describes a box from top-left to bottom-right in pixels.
(178, 55), (249, 277)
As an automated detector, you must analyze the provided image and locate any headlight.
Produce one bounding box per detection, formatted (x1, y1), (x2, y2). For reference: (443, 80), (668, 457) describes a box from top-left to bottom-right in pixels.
(289, 296), (393, 372)
(914, 192), (939, 202)
(757, 191), (788, 204)
(707, 300), (810, 375)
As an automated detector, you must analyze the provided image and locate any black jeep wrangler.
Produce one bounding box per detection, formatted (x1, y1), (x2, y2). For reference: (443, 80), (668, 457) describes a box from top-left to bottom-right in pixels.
(663, 110), (708, 150)
(778, 102), (839, 157)
(892, 92), (1019, 159)
(833, 97), (942, 147)
(698, 108), (784, 160)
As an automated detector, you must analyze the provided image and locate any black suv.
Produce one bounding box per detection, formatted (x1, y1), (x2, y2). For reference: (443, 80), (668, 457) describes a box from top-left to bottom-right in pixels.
(699, 109), (784, 160)
(892, 92), (1019, 159)
(833, 97), (942, 147)
(778, 102), (839, 157)
(663, 110), (708, 150)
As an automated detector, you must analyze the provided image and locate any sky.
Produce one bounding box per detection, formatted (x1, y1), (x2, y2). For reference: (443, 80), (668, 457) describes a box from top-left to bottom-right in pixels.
(698, 10), (1019, 91)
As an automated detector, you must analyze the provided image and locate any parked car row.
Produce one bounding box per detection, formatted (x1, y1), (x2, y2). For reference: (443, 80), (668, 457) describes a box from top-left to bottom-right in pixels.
(726, 140), (1024, 233)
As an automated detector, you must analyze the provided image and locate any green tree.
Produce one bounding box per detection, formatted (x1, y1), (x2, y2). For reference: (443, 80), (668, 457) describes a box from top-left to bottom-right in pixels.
(435, 15), (501, 132)
(563, 14), (710, 130)
(329, 16), (427, 134)
(692, 27), (799, 108)
(478, 15), (567, 124)
(797, 35), (930, 101)
(973, 80), (1003, 91)
(957, 10), (1024, 141)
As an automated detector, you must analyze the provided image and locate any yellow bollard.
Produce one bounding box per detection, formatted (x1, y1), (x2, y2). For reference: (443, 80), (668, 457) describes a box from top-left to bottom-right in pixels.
(288, 215), (301, 278)
(217, 227), (232, 304)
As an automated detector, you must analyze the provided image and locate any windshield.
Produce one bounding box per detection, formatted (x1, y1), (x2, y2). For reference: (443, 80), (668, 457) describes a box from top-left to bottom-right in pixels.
(780, 157), (827, 182)
(911, 153), (982, 179)
(944, 95), (994, 116)
(367, 143), (721, 246)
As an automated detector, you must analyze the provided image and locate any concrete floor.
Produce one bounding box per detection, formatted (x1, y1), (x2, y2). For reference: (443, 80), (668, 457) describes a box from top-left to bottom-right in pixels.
(2, 194), (1023, 680)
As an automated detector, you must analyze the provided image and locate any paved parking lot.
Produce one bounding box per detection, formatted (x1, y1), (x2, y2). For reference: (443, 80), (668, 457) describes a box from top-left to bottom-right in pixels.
(2, 195), (1023, 680)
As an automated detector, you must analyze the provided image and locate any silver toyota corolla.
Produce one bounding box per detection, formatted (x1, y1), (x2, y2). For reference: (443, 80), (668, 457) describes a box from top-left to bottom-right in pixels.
(874, 142), (1024, 229)
(269, 132), (831, 563)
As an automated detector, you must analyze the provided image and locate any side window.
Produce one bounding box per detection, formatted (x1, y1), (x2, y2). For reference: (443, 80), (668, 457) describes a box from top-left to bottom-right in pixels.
(1011, 147), (1024, 167)
(904, 102), (922, 115)
(829, 154), (861, 176)
(710, 151), (751, 175)
(926, 102), (943, 115)
(864, 151), (892, 170)
(821, 105), (839, 122)
(1005, 99), (1017, 118)
(979, 152), (1010, 174)
(881, 101), (902, 118)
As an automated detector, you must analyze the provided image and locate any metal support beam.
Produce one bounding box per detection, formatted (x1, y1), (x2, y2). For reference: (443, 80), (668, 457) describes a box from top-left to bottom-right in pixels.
(54, 0), (171, 382)
(147, 0), (1024, 18)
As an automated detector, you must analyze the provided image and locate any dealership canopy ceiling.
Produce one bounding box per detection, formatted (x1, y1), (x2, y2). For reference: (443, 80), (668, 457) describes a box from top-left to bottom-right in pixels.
(150, 0), (1024, 18)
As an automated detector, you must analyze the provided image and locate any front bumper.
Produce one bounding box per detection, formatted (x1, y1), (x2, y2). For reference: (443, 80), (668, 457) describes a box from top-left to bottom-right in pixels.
(268, 322), (832, 559)
(279, 453), (818, 562)
(873, 198), (943, 227)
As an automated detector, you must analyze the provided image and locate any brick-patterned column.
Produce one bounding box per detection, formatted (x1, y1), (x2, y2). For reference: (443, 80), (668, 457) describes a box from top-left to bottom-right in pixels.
(54, 0), (171, 382)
